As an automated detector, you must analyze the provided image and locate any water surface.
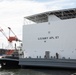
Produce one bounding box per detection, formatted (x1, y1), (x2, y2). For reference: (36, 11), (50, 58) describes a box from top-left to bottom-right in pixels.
(0, 69), (76, 75)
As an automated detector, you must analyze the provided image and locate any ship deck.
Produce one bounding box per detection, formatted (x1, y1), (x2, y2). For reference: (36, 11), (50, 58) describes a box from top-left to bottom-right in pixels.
(19, 58), (76, 69)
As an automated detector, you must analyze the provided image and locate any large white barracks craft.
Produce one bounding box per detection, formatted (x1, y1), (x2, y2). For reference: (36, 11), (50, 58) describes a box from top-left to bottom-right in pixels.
(19, 8), (76, 69)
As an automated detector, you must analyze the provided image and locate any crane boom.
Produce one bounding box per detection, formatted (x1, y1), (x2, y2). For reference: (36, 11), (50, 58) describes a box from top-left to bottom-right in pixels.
(0, 27), (8, 40)
(8, 27), (17, 37)
(0, 27), (21, 43)
(8, 27), (22, 42)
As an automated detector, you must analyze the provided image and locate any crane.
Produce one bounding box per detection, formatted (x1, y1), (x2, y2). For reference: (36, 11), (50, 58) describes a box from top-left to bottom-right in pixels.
(0, 27), (21, 43)
(8, 27), (21, 42)
(0, 27), (22, 57)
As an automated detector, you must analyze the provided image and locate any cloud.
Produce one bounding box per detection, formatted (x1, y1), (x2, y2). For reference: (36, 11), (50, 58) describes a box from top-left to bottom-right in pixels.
(0, 0), (76, 48)
(41, 0), (76, 11)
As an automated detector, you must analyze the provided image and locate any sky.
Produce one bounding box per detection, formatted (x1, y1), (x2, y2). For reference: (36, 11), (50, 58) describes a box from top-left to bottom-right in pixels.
(0, 0), (76, 48)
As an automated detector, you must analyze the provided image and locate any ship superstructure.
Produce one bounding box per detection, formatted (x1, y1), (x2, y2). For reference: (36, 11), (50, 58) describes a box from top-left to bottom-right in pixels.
(23, 8), (76, 59)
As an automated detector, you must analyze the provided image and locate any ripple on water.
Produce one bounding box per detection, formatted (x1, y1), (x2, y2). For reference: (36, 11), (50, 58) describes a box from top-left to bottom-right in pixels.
(0, 72), (14, 75)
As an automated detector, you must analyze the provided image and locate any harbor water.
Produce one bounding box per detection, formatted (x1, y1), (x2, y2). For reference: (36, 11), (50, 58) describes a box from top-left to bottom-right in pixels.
(0, 69), (76, 75)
